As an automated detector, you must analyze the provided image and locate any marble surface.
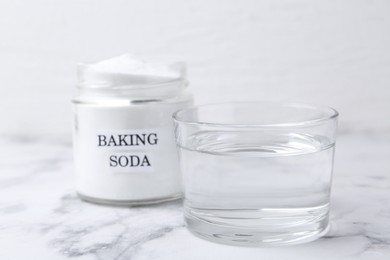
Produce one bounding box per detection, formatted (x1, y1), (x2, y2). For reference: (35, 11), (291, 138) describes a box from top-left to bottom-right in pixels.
(0, 132), (389, 259)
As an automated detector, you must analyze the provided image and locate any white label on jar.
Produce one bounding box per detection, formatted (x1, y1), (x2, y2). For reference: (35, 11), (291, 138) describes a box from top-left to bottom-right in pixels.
(96, 129), (159, 173)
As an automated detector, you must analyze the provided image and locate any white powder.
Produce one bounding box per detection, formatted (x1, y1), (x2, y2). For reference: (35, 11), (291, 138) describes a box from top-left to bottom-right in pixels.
(78, 54), (186, 86)
(72, 54), (193, 205)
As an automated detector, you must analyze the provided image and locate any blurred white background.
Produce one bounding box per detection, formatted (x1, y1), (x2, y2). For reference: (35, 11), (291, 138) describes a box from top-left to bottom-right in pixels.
(0, 0), (389, 137)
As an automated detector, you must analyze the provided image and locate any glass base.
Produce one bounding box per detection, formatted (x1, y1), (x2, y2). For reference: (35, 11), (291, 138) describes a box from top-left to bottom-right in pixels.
(77, 192), (181, 206)
(185, 208), (329, 247)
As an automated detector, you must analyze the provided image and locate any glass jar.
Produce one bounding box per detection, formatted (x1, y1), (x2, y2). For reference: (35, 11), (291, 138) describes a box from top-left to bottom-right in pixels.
(72, 55), (193, 205)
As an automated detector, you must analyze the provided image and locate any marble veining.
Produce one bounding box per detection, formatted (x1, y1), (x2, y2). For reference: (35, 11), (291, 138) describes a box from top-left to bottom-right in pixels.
(0, 132), (389, 259)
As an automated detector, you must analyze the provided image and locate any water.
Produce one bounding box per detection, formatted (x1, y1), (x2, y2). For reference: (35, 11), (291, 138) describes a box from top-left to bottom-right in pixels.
(178, 131), (335, 246)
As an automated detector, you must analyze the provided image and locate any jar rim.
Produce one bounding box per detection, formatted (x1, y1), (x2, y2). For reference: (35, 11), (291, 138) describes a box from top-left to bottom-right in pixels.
(76, 79), (188, 90)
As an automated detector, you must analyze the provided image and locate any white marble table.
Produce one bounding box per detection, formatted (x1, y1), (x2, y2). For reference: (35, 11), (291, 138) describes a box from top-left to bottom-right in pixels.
(0, 132), (389, 259)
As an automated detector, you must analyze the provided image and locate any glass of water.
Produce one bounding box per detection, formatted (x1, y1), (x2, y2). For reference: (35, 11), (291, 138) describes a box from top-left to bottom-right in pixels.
(173, 102), (338, 246)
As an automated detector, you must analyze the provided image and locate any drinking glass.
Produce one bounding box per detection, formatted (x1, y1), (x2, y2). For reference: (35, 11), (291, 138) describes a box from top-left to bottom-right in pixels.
(173, 102), (338, 246)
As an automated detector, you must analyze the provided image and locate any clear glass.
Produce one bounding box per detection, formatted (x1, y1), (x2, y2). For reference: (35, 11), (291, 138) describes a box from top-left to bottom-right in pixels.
(173, 102), (338, 246)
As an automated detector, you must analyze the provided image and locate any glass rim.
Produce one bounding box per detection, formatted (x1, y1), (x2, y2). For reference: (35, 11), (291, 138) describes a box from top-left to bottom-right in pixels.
(173, 101), (339, 128)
